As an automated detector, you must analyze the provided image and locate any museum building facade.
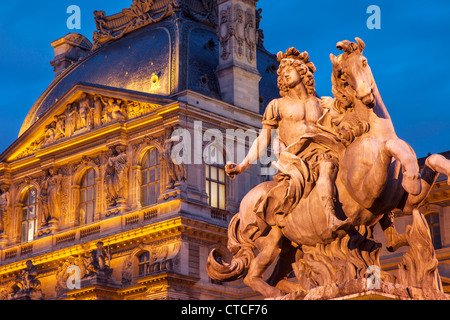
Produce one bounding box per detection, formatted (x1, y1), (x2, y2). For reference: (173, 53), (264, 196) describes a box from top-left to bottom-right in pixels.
(0, 0), (448, 300)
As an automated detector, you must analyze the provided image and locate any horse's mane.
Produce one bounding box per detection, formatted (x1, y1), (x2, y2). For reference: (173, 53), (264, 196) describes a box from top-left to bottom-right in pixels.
(327, 38), (370, 145)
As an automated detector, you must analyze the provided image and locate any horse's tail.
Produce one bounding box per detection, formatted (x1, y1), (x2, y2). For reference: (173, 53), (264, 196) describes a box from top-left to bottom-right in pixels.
(206, 214), (255, 282)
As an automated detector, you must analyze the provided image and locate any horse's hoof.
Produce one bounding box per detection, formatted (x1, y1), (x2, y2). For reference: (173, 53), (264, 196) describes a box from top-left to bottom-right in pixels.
(402, 171), (422, 195)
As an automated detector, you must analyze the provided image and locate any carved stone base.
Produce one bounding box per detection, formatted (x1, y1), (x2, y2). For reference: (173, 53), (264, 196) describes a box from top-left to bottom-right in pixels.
(272, 279), (450, 300)
(9, 291), (44, 300)
(81, 274), (120, 288)
(160, 188), (186, 201)
(105, 202), (127, 217)
(37, 219), (59, 238)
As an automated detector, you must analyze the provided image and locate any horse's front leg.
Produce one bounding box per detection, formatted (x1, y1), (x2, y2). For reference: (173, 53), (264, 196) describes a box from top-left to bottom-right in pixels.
(401, 153), (450, 215)
(243, 226), (285, 298)
(383, 139), (421, 195)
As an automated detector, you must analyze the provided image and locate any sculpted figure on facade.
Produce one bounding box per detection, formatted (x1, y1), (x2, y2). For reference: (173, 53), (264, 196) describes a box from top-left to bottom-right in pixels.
(9, 260), (42, 299)
(65, 103), (78, 137)
(93, 95), (104, 127)
(112, 99), (126, 122)
(207, 38), (450, 299)
(39, 167), (62, 226)
(77, 93), (96, 130)
(0, 183), (10, 234)
(54, 114), (66, 140)
(163, 126), (187, 189)
(104, 145), (129, 207)
(85, 241), (112, 278)
(101, 97), (114, 124)
(43, 121), (57, 146)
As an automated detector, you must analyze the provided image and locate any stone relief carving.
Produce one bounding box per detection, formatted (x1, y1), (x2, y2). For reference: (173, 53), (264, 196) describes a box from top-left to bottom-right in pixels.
(92, 0), (175, 50)
(217, 3), (257, 63)
(55, 253), (90, 296)
(207, 38), (450, 300)
(16, 93), (161, 160)
(233, 5), (244, 59)
(9, 260), (43, 300)
(121, 255), (133, 285)
(244, 9), (256, 63)
(217, 6), (232, 60)
(139, 241), (181, 276)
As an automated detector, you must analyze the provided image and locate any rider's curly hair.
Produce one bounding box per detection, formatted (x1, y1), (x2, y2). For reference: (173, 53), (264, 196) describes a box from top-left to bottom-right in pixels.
(276, 48), (317, 97)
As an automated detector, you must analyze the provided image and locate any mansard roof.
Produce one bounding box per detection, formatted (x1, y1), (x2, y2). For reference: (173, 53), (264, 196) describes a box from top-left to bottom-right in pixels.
(19, 0), (278, 137)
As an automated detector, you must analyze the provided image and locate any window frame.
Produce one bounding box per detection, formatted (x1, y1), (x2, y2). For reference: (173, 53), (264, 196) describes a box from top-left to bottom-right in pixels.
(140, 148), (161, 207)
(79, 168), (97, 225)
(138, 251), (150, 276)
(205, 145), (226, 210)
(21, 187), (39, 243)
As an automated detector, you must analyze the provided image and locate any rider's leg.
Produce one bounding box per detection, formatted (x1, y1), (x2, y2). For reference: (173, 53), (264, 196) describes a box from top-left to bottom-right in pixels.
(379, 211), (408, 252)
(267, 240), (305, 294)
(383, 139), (421, 195)
(316, 160), (352, 234)
(243, 226), (285, 298)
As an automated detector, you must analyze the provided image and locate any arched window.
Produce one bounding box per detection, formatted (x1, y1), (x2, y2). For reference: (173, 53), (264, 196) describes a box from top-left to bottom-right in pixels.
(80, 168), (97, 224)
(138, 251), (150, 276)
(425, 212), (442, 249)
(21, 187), (38, 242)
(205, 145), (226, 210)
(141, 148), (161, 207)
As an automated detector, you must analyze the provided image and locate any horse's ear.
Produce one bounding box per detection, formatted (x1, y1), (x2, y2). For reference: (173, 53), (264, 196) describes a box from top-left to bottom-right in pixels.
(330, 53), (338, 65)
(336, 41), (344, 51)
(355, 37), (365, 53)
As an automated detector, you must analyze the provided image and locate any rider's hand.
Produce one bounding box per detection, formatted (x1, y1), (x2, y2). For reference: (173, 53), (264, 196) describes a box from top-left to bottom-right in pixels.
(225, 162), (242, 180)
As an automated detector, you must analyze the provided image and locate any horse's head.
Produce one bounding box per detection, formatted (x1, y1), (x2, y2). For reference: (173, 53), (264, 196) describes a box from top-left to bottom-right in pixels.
(330, 37), (375, 108)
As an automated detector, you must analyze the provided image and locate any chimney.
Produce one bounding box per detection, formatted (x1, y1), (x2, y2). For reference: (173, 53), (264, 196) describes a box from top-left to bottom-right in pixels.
(50, 33), (93, 77)
(216, 0), (261, 113)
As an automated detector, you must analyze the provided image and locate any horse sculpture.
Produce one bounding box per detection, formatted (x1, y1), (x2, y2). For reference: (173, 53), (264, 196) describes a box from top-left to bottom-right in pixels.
(207, 38), (450, 298)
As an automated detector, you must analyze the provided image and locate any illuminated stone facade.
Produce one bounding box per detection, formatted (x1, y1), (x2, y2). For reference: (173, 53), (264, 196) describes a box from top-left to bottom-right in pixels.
(0, 0), (277, 300)
(0, 0), (449, 300)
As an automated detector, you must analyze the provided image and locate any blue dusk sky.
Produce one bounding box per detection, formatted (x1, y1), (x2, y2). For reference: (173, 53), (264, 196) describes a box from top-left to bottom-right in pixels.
(0, 0), (449, 158)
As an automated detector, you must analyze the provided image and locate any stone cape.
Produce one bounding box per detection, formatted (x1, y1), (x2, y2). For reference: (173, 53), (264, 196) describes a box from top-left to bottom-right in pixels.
(245, 132), (344, 241)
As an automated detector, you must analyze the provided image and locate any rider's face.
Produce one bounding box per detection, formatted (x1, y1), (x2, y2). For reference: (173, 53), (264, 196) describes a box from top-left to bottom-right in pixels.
(283, 66), (302, 89)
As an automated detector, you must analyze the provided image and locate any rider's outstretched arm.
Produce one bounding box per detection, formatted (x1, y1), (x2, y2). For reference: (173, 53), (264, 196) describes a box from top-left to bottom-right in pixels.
(226, 126), (272, 178)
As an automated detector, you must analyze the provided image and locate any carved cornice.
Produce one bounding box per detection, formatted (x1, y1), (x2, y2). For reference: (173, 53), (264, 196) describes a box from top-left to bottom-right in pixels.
(92, 0), (177, 50)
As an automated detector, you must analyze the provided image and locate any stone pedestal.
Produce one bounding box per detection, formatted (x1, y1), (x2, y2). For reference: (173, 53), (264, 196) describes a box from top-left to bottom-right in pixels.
(9, 290), (44, 300)
(37, 219), (59, 238)
(65, 271), (121, 300)
(273, 279), (450, 300)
